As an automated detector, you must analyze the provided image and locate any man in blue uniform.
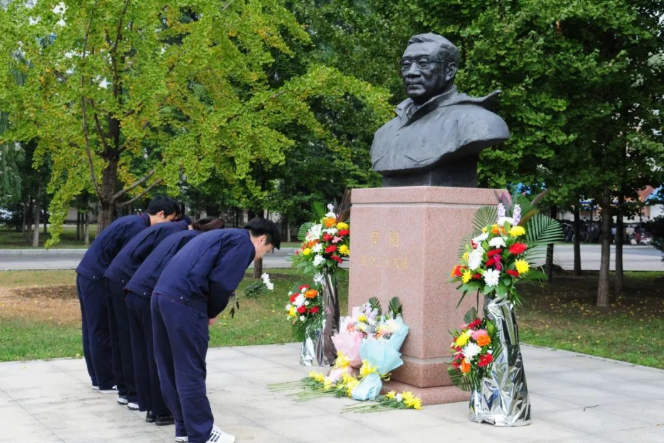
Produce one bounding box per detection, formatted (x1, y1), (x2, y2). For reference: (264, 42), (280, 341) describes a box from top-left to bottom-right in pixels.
(125, 218), (225, 426)
(75, 196), (177, 396)
(104, 215), (191, 411)
(152, 218), (280, 443)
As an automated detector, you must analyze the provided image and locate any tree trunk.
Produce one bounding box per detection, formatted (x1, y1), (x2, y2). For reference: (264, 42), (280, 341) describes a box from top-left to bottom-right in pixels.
(76, 212), (81, 240)
(573, 204), (582, 275)
(43, 206), (47, 235)
(597, 183), (611, 308)
(84, 212), (90, 247)
(286, 220), (292, 243)
(253, 258), (263, 279)
(545, 206), (557, 282)
(96, 157), (119, 233)
(615, 194), (624, 295)
(32, 189), (41, 248)
(22, 196), (29, 241)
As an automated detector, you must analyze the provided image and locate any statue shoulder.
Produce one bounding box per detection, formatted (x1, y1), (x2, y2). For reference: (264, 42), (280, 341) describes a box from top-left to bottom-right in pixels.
(452, 104), (510, 141)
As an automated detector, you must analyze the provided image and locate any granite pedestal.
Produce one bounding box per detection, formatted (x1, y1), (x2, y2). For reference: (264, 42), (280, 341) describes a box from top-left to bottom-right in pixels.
(348, 186), (501, 405)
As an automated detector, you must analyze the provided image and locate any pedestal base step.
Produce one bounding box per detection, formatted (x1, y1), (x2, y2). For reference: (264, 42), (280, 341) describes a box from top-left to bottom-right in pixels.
(382, 380), (470, 406)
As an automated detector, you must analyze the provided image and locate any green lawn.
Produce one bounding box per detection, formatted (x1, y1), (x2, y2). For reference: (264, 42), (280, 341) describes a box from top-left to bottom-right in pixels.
(0, 226), (97, 249)
(0, 268), (662, 369)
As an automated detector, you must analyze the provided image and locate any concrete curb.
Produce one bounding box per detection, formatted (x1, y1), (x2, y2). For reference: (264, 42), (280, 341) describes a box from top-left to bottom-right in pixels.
(0, 249), (87, 256)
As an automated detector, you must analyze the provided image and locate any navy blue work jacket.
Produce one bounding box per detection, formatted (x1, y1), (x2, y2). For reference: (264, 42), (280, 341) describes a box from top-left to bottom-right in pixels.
(153, 229), (255, 318)
(76, 214), (150, 282)
(104, 220), (188, 284)
(124, 229), (201, 298)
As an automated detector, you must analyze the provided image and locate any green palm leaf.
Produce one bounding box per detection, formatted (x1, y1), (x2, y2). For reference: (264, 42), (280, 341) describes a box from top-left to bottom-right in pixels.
(297, 222), (314, 241)
(472, 206), (497, 236)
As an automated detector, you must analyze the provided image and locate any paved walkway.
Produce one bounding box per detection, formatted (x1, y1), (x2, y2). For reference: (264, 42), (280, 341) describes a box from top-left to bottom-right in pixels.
(1, 245), (663, 271)
(1, 343), (662, 443)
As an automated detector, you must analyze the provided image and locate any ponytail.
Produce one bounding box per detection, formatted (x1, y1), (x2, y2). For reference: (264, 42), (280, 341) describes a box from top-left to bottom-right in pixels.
(193, 218), (225, 232)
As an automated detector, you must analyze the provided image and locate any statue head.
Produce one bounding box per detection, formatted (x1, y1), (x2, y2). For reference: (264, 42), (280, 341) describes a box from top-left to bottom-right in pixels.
(401, 33), (459, 105)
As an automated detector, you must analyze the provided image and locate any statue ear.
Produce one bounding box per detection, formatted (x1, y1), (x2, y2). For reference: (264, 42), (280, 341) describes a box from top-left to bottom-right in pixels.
(446, 62), (458, 82)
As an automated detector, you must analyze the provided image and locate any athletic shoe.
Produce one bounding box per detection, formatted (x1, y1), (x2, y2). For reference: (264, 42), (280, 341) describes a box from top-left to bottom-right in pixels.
(127, 402), (140, 411)
(145, 411), (156, 423)
(174, 437), (188, 443)
(206, 425), (235, 443)
(98, 386), (118, 394)
(155, 414), (174, 426)
(92, 385), (99, 391)
(117, 395), (128, 405)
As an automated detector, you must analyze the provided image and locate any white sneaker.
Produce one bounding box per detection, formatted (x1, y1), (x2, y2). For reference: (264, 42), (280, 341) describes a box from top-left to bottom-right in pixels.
(91, 385), (99, 391)
(207, 425), (235, 443)
(99, 386), (118, 394)
(117, 395), (128, 405)
(127, 402), (140, 411)
(174, 437), (188, 443)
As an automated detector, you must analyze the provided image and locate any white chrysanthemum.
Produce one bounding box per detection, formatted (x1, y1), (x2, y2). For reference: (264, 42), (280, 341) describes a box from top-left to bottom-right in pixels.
(468, 247), (484, 271)
(304, 301), (309, 306)
(489, 237), (506, 248)
(323, 227), (338, 235)
(294, 294), (305, 307)
(497, 216), (515, 227)
(325, 210), (336, 218)
(266, 282), (274, 291)
(396, 393), (403, 402)
(473, 233), (489, 244)
(483, 269), (501, 287)
(56, 18), (66, 27)
(300, 316), (306, 322)
(313, 254), (325, 267)
(312, 243), (323, 253)
(463, 342), (482, 360)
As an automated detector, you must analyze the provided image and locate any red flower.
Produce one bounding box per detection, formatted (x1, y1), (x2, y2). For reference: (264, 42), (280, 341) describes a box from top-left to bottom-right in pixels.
(487, 249), (503, 257)
(322, 233), (333, 242)
(509, 243), (528, 255)
(330, 255), (343, 264)
(338, 229), (350, 236)
(310, 306), (320, 314)
(485, 257), (495, 267)
(473, 273), (482, 279)
(471, 240), (478, 249)
(296, 305), (307, 314)
(298, 284), (310, 291)
(325, 245), (338, 254)
(507, 269), (520, 277)
(478, 353), (494, 368)
(467, 318), (482, 329)
(289, 294), (298, 303)
(451, 265), (465, 277)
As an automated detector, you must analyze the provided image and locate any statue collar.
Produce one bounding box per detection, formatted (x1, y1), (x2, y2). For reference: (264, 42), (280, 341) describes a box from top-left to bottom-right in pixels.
(395, 87), (502, 125)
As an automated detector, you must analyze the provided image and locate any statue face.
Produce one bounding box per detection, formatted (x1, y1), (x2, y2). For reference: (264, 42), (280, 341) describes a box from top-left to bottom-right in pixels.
(401, 41), (456, 105)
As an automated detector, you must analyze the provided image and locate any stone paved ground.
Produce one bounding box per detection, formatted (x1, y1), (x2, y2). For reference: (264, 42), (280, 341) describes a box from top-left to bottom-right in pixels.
(1, 343), (663, 443)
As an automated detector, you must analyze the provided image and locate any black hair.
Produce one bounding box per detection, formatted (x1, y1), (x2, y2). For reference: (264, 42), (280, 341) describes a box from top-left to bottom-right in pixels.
(146, 196), (177, 216)
(192, 218), (225, 232)
(245, 218), (281, 250)
(175, 201), (186, 218)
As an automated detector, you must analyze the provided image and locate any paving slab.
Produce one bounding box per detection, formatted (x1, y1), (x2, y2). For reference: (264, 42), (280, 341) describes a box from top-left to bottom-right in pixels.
(0, 343), (663, 443)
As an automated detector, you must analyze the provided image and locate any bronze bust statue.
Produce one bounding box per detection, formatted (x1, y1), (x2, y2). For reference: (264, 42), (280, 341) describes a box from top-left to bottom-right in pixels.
(371, 33), (510, 187)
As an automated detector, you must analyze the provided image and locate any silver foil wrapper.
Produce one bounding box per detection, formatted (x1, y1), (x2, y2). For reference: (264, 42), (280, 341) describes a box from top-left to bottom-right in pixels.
(470, 296), (532, 426)
(300, 272), (339, 367)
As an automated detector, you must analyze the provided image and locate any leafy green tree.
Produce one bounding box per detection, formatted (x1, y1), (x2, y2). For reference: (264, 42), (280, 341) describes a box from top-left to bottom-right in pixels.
(0, 0), (390, 246)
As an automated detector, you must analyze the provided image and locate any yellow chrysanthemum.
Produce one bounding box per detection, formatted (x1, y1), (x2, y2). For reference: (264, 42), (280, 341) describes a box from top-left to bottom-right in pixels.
(402, 391), (414, 402)
(323, 377), (333, 391)
(337, 222), (349, 230)
(345, 377), (359, 397)
(360, 360), (378, 378)
(462, 269), (473, 284)
(509, 226), (526, 237)
(482, 227), (488, 233)
(339, 245), (350, 256)
(455, 330), (472, 347)
(334, 351), (350, 369)
(358, 314), (367, 323)
(288, 307), (296, 317)
(462, 252), (469, 261)
(515, 259), (530, 274)
(385, 391), (396, 399)
(303, 248), (312, 256)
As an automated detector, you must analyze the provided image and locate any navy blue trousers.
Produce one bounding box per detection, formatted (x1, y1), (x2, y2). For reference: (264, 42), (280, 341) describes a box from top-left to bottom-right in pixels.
(152, 293), (211, 443)
(127, 291), (170, 416)
(76, 274), (115, 390)
(107, 278), (138, 403)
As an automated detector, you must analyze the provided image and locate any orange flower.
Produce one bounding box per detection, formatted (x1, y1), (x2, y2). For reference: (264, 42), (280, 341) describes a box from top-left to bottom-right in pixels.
(476, 335), (491, 347)
(491, 224), (506, 235)
(324, 217), (336, 228)
(461, 360), (471, 374)
(304, 289), (319, 299)
(307, 239), (319, 248)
